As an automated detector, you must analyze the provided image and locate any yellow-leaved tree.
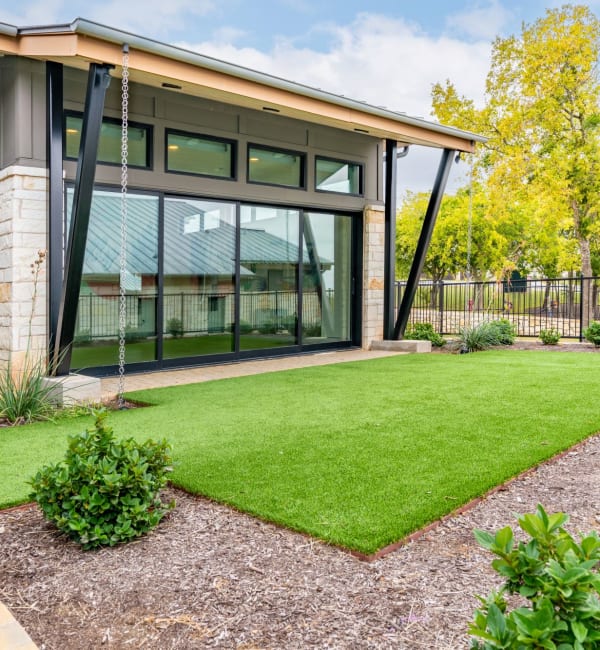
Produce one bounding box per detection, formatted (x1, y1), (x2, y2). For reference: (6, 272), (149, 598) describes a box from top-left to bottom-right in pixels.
(431, 4), (600, 323)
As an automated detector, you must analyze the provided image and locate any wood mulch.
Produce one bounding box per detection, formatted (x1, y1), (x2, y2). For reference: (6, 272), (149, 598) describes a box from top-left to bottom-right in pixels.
(1, 343), (599, 648)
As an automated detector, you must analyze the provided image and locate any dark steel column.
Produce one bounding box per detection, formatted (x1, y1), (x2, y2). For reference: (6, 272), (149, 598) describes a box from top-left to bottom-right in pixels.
(46, 62), (63, 364)
(383, 139), (398, 339)
(53, 63), (112, 375)
(393, 148), (456, 339)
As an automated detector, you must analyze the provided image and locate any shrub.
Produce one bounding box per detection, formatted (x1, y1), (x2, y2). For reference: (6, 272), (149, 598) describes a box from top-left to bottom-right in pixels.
(405, 322), (445, 347)
(539, 328), (561, 345)
(583, 321), (600, 347)
(258, 320), (278, 335)
(30, 411), (174, 550)
(456, 322), (499, 353)
(488, 318), (516, 345)
(73, 328), (92, 346)
(469, 504), (600, 649)
(166, 317), (183, 338)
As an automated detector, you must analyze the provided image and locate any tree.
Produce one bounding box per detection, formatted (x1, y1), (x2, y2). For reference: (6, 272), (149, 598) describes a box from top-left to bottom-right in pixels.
(431, 4), (600, 322)
(396, 185), (505, 286)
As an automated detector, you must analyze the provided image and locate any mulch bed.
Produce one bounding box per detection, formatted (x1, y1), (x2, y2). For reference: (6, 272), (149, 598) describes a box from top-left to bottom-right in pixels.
(2, 430), (600, 648)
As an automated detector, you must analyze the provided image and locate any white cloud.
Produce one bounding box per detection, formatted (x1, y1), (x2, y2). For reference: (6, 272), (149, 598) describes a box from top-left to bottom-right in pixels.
(177, 12), (490, 120)
(86, 0), (215, 38)
(445, 0), (513, 41)
(0, 0), (66, 26)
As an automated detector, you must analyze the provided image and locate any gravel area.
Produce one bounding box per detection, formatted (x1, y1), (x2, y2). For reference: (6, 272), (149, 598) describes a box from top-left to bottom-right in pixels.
(1, 429), (600, 649)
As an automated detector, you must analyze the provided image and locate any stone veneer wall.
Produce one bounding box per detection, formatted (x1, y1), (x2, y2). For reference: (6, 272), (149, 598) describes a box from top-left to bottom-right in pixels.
(0, 166), (48, 368)
(362, 205), (385, 348)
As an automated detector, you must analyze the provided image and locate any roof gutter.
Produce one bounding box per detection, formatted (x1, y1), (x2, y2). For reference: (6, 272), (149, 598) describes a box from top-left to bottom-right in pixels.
(0, 22), (18, 37)
(19, 18), (485, 145)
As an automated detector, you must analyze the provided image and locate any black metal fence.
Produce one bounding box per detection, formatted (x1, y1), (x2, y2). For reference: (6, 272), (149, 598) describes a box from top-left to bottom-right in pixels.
(74, 290), (327, 341)
(395, 276), (600, 340)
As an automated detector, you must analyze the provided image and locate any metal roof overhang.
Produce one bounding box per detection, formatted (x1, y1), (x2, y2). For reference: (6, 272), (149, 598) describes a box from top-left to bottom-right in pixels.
(0, 18), (484, 153)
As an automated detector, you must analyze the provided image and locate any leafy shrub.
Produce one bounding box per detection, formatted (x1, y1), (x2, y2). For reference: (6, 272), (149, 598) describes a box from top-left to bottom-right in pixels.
(583, 321), (600, 347)
(539, 328), (561, 345)
(469, 504), (600, 649)
(73, 328), (92, 345)
(405, 322), (445, 347)
(258, 320), (278, 335)
(488, 318), (516, 345)
(303, 323), (322, 337)
(239, 320), (253, 334)
(30, 411), (173, 550)
(166, 317), (183, 338)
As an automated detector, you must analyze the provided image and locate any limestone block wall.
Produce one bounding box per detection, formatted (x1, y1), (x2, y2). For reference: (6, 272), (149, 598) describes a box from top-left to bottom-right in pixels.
(362, 205), (385, 348)
(0, 166), (48, 368)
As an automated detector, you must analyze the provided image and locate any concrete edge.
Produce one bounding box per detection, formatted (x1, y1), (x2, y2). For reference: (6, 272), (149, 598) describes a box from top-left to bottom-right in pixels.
(370, 340), (432, 353)
(0, 602), (39, 649)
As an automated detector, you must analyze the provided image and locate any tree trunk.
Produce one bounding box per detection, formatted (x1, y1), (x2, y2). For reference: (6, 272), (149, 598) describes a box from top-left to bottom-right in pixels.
(579, 236), (593, 329)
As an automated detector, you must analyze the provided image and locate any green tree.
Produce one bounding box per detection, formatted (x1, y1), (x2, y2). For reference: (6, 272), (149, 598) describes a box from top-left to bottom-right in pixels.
(432, 4), (600, 321)
(396, 186), (504, 286)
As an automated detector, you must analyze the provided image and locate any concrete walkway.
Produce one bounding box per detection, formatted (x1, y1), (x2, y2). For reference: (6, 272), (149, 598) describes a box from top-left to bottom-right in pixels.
(101, 348), (405, 399)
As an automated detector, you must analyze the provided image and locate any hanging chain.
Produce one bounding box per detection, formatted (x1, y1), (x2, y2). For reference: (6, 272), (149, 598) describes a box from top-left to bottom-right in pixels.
(117, 44), (129, 408)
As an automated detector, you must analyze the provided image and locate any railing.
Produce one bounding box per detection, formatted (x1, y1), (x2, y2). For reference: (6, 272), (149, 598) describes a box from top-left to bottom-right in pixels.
(74, 290), (328, 341)
(395, 276), (600, 340)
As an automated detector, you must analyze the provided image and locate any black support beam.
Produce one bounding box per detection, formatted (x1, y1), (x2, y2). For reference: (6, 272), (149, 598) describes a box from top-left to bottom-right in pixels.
(392, 148), (456, 339)
(46, 62), (63, 366)
(53, 63), (112, 375)
(383, 139), (398, 340)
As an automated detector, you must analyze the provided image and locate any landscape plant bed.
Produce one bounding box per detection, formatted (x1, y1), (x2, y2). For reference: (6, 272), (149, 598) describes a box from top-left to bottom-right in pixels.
(2, 352), (600, 554)
(2, 431), (600, 649)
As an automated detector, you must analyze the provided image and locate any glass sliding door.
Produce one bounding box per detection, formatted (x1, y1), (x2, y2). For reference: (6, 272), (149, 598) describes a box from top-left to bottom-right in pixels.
(163, 198), (236, 358)
(303, 213), (352, 343)
(240, 205), (300, 350)
(69, 188), (160, 369)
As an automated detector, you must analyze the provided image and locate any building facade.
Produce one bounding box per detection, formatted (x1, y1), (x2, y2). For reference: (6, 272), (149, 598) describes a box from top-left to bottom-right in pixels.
(0, 19), (482, 377)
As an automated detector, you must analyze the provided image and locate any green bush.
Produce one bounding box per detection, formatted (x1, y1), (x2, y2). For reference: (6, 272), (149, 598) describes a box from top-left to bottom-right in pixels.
(539, 328), (561, 345)
(469, 504), (600, 649)
(258, 320), (278, 335)
(488, 318), (516, 345)
(405, 322), (445, 347)
(583, 321), (600, 347)
(456, 319), (516, 353)
(166, 317), (183, 338)
(30, 411), (173, 550)
(456, 322), (499, 353)
(73, 328), (92, 346)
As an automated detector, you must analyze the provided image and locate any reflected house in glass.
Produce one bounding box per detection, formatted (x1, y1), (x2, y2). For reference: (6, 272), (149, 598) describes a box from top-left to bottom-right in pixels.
(0, 19), (483, 376)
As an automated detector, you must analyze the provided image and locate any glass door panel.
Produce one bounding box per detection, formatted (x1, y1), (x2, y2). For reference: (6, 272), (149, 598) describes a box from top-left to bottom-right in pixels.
(163, 198), (236, 358)
(68, 189), (160, 369)
(240, 205), (300, 350)
(303, 213), (352, 343)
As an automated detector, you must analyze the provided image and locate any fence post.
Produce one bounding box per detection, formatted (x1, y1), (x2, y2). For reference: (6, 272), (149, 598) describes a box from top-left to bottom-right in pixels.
(579, 277), (585, 342)
(438, 280), (444, 334)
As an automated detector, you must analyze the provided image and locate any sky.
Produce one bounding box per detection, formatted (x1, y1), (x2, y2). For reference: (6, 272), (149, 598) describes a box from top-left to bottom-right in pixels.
(1, 0), (598, 193)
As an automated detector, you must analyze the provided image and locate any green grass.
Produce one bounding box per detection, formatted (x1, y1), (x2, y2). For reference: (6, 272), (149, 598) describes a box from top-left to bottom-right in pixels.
(2, 351), (599, 554)
(71, 333), (295, 368)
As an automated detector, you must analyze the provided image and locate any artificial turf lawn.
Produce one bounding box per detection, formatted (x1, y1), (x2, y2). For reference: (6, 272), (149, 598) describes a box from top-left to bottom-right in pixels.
(1, 351), (599, 554)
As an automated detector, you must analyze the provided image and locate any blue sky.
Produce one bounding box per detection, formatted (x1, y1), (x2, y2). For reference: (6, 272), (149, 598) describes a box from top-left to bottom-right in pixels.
(2, 1), (597, 192)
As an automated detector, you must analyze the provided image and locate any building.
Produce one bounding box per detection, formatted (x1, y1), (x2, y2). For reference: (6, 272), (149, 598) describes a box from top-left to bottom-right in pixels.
(0, 18), (483, 382)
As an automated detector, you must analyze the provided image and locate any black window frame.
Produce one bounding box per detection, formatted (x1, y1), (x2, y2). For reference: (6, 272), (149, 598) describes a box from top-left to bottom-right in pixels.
(165, 128), (237, 180)
(314, 155), (364, 197)
(63, 110), (154, 170)
(247, 143), (307, 190)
